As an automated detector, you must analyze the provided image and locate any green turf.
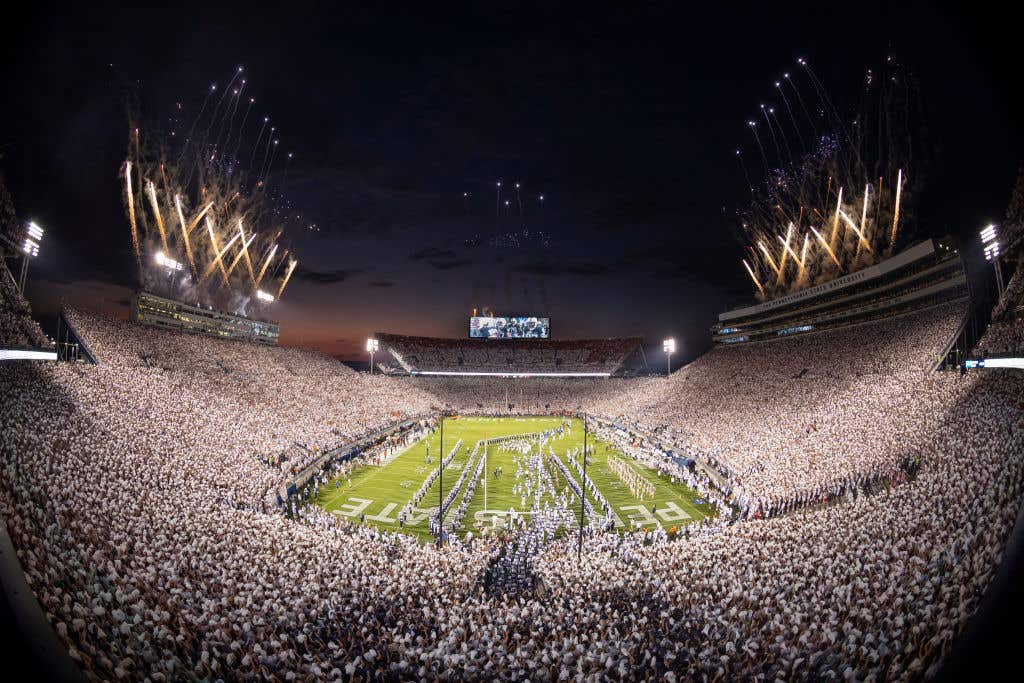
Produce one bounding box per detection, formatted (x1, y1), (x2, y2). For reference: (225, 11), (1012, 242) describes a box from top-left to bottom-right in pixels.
(312, 416), (715, 542)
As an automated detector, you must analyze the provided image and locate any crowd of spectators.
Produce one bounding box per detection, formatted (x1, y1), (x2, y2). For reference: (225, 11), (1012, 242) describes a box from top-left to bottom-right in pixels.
(1, 298), (1022, 680)
(377, 333), (639, 375)
(974, 318), (1024, 356)
(0, 264), (49, 348)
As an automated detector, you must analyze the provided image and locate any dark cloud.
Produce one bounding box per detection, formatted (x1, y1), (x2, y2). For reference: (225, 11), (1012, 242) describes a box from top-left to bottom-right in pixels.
(406, 246), (472, 270)
(428, 259), (472, 270)
(293, 266), (364, 284)
(369, 280), (395, 287)
(409, 246), (457, 261)
(514, 262), (613, 277)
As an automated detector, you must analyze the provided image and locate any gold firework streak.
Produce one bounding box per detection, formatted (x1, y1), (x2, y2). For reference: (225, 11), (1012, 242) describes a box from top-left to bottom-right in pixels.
(147, 181), (169, 253)
(204, 217), (236, 285)
(838, 210), (872, 252)
(777, 224), (800, 262)
(889, 169), (903, 248)
(237, 220), (257, 282)
(810, 226), (842, 267)
(224, 232), (257, 281)
(829, 187), (843, 254)
(255, 243), (279, 287)
(856, 184), (870, 258)
(276, 258), (298, 300)
(186, 202), (214, 236)
(269, 249), (290, 281)
(758, 241), (780, 274)
(775, 223), (795, 286)
(124, 161), (141, 265)
(742, 259), (764, 294)
(175, 195), (197, 276)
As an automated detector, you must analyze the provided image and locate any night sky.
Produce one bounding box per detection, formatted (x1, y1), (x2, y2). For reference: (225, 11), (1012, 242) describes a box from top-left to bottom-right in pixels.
(2, 2), (1020, 361)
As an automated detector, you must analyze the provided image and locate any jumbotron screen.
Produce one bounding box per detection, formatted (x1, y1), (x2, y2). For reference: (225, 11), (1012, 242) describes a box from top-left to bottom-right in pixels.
(470, 316), (550, 339)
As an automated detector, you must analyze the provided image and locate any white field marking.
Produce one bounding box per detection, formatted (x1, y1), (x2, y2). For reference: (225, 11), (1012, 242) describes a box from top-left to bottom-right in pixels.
(332, 498), (434, 526)
(655, 501), (692, 523)
(363, 502), (399, 523)
(619, 501), (692, 528)
(473, 509), (545, 531)
(619, 505), (657, 528)
(405, 507), (433, 525)
(332, 497), (373, 518)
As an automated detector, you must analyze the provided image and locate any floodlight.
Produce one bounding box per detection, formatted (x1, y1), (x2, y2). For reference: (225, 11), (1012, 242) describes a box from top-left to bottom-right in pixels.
(663, 338), (676, 353)
(154, 251), (183, 271)
(366, 338), (379, 375)
(980, 224), (1005, 294)
(256, 289), (274, 302)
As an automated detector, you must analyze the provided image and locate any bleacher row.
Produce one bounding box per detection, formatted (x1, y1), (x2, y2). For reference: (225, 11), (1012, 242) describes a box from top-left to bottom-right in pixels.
(377, 333), (640, 374)
(0, 263), (49, 349)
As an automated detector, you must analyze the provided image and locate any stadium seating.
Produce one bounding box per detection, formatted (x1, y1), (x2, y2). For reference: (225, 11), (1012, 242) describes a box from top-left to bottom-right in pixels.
(1, 297), (1023, 680)
(0, 263), (49, 348)
(377, 333), (640, 375)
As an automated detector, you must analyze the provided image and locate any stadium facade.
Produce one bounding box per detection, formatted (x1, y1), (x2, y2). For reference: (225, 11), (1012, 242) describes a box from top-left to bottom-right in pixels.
(130, 290), (280, 345)
(711, 238), (966, 347)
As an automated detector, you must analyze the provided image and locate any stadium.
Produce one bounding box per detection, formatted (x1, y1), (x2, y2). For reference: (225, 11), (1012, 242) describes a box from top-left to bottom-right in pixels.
(2, 5), (1024, 682)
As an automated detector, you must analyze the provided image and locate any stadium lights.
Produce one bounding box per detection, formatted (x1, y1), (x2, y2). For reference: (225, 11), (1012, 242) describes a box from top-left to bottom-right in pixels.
(663, 338), (676, 377)
(154, 250), (184, 272)
(980, 224), (1004, 296)
(16, 221), (45, 293)
(23, 221), (43, 256)
(366, 338), (379, 375)
(256, 289), (274, 303)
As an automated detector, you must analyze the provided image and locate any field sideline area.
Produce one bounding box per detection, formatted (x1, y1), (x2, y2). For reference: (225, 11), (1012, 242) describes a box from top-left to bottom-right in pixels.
(313, 416), (716, 542)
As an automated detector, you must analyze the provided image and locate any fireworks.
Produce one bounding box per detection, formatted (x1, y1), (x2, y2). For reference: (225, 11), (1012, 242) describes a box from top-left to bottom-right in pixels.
(122, 68), (301, 316)
(732, 56), (927, 301)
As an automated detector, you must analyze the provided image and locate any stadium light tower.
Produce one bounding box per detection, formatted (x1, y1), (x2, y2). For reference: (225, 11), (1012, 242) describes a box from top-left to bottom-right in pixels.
(663, 338), (676, 377)
(154, 250), (184, 290)
(366, 338), (379, 375)
(18, 221), (44, 293)
(980, 224), (1004, 297)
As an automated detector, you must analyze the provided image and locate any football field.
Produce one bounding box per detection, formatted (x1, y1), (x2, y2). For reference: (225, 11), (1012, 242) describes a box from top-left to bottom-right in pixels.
(313, 416), (715, 542)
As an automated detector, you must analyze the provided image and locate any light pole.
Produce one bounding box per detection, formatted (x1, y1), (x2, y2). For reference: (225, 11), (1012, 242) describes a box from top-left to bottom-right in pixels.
(437, 408), (448, 547)
(577, 412), (588, 560)
(663, 338), (676, 377)
(18, 222), (44, 294)
(366, 338), (379, 375)
(980, 225), (1004, 297)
